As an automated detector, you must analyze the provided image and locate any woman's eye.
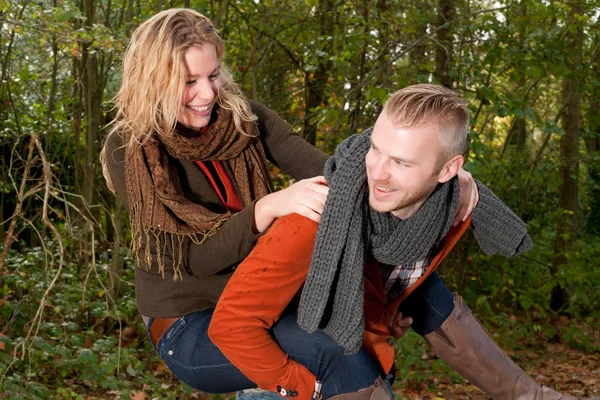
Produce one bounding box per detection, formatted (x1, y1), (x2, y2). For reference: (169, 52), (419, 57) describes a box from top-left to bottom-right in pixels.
(185, 80), (196, 85)
(209, 72), (220, 81)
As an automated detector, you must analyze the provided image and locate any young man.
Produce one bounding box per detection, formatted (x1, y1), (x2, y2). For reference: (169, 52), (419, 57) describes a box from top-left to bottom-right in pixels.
(209, 85), (598, 400)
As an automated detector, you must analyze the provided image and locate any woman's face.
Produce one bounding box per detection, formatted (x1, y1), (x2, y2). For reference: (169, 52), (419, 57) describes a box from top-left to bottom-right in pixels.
(177, 44), (223, 130)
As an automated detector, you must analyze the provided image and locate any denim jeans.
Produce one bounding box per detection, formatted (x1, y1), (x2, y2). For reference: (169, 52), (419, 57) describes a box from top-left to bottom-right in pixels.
(150, 272), (453, 399)
(150, 309), (380, 398)
(236, 374), (396, 400)
(397, 271), (455, 336)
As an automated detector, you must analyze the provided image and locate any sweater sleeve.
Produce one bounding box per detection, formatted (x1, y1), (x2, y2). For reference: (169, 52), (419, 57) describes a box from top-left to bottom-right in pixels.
(251, 101), (330, 180)
(208, 214), (318, 400)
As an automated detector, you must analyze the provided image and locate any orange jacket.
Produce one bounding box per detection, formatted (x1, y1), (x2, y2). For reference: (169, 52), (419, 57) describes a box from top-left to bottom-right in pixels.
(208, 214), (470, 399)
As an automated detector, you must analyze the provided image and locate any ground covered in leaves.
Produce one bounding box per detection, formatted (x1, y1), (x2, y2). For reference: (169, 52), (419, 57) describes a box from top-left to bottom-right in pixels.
(137, 318), (600, 400)
(2, 316), (598, 399)
(393, 340), (600, 399)
(390, 314), (600, 400)
(143, 336), (600, 400)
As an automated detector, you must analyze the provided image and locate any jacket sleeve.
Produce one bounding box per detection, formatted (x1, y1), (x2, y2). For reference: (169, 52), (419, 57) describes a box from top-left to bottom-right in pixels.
(251, 101), (330, 180)
(208, 214), (318, 399)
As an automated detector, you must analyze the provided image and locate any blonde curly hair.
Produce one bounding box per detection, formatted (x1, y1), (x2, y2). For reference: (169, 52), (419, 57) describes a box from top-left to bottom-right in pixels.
(101, 8), (255, 191)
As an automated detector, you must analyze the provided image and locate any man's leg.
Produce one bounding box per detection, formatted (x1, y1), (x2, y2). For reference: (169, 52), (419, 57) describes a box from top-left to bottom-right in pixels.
(397, 272), (454, 336)
(272, 312), (386, 399)
(399, 272), (599, 400)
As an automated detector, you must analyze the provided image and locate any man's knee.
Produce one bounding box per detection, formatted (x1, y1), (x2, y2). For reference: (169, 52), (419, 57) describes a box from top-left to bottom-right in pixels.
(399, 272), (455, 335)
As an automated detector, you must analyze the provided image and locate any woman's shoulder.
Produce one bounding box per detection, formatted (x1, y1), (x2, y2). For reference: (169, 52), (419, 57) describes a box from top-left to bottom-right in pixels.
(247, 100), (292, 139)
(103, 129), (128, 173)
(104, 129), (127, 154)
(248, 100), (280, 122)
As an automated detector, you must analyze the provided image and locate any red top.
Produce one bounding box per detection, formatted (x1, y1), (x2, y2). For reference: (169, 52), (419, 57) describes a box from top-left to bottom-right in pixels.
(195, 160), (243, 213)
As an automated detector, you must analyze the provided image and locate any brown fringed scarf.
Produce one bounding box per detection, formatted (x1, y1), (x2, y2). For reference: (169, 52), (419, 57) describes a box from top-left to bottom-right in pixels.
(125, 107), (273, 280)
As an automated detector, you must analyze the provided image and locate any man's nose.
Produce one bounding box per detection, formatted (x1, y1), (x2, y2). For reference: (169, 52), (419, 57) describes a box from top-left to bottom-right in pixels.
(370, 160), (390, 181)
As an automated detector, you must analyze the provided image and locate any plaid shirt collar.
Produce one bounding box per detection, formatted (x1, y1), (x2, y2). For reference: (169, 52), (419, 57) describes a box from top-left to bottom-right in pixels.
(379, 249), (435, 302)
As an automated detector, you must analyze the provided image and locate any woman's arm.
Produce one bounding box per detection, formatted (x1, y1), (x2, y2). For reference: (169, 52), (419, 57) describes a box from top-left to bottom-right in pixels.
(208, 214), (319, 399)
(250, 102), (333, 231)
(251, 101), (329, 180)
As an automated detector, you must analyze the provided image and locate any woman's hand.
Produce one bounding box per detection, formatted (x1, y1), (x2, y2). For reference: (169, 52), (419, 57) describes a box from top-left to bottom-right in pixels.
(453, 168), (479, 226)
(253, 176), (329, 233)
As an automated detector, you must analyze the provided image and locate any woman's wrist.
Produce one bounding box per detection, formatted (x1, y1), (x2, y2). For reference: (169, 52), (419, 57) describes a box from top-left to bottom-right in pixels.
(252, 193), (278, 234)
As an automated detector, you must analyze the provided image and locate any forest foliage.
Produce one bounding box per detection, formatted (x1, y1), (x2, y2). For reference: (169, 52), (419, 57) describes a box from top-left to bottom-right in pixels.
(0, 0), (599, 398)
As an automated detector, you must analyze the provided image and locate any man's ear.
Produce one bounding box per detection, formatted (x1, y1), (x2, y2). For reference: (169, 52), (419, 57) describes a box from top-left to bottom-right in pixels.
(437, 155), (464, 183)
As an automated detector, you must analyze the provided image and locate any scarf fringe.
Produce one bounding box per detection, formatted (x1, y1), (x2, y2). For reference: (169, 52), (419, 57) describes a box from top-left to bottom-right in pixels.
(129, 204), (223, 281)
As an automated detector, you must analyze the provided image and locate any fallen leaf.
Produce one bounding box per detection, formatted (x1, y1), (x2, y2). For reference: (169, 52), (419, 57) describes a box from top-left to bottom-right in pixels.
(130, 391), (146, 400)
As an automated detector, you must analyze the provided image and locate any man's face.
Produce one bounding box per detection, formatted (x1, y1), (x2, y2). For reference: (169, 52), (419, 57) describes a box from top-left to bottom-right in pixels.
(365, 111), (446, 219)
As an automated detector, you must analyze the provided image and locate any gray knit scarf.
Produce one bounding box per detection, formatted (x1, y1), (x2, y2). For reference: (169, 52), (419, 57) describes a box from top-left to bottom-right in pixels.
(297, 128), (533, 354)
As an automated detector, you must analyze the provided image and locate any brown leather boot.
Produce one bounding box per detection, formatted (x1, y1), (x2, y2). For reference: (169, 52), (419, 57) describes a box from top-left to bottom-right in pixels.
(328, 377), (393, 400)
(424, 294), (599, 400)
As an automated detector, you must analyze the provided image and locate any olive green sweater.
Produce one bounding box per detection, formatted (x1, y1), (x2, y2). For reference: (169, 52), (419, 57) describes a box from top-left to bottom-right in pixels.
(104, 101), (329, 317)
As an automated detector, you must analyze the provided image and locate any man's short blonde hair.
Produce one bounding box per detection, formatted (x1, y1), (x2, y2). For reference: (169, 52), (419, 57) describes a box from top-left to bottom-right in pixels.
(383, 84), (469, 164)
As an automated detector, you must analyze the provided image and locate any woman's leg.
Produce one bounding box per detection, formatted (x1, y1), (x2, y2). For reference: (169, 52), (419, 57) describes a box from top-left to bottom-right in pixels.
(154, 308), (381, 398)
(154, 309), (256, 393)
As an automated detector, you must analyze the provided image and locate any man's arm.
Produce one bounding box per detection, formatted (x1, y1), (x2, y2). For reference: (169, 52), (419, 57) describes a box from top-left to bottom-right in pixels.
(208, 214), (319, 399)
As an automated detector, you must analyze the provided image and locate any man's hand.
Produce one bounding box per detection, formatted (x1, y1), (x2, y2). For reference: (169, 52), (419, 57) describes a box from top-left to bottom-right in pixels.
(388, 311), (413, 339)
(453, 168), (479, 226)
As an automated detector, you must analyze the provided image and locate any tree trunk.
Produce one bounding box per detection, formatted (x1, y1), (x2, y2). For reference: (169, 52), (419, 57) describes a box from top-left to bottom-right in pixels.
(374, 0), (392, 91)
(303, 0), (334, 146)
(349, 0), (369, 133)
(125, 0), (134, 35)
(585, 35), (600, 235)
(508, 113), (527, 149)
(409, 2), (430, 83)
(551, 5), (584, 312)
(212, 0), (230, 31)
(81, 0), (101, 224)
(507, 2), (529, 151)
(109, 198), (123, 300)
(434, 0), (454, 88)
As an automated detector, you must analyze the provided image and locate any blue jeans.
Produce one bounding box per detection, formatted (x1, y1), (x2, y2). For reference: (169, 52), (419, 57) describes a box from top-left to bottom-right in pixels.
(397, 271), (455, 336)
(149, 309), (380, 398)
